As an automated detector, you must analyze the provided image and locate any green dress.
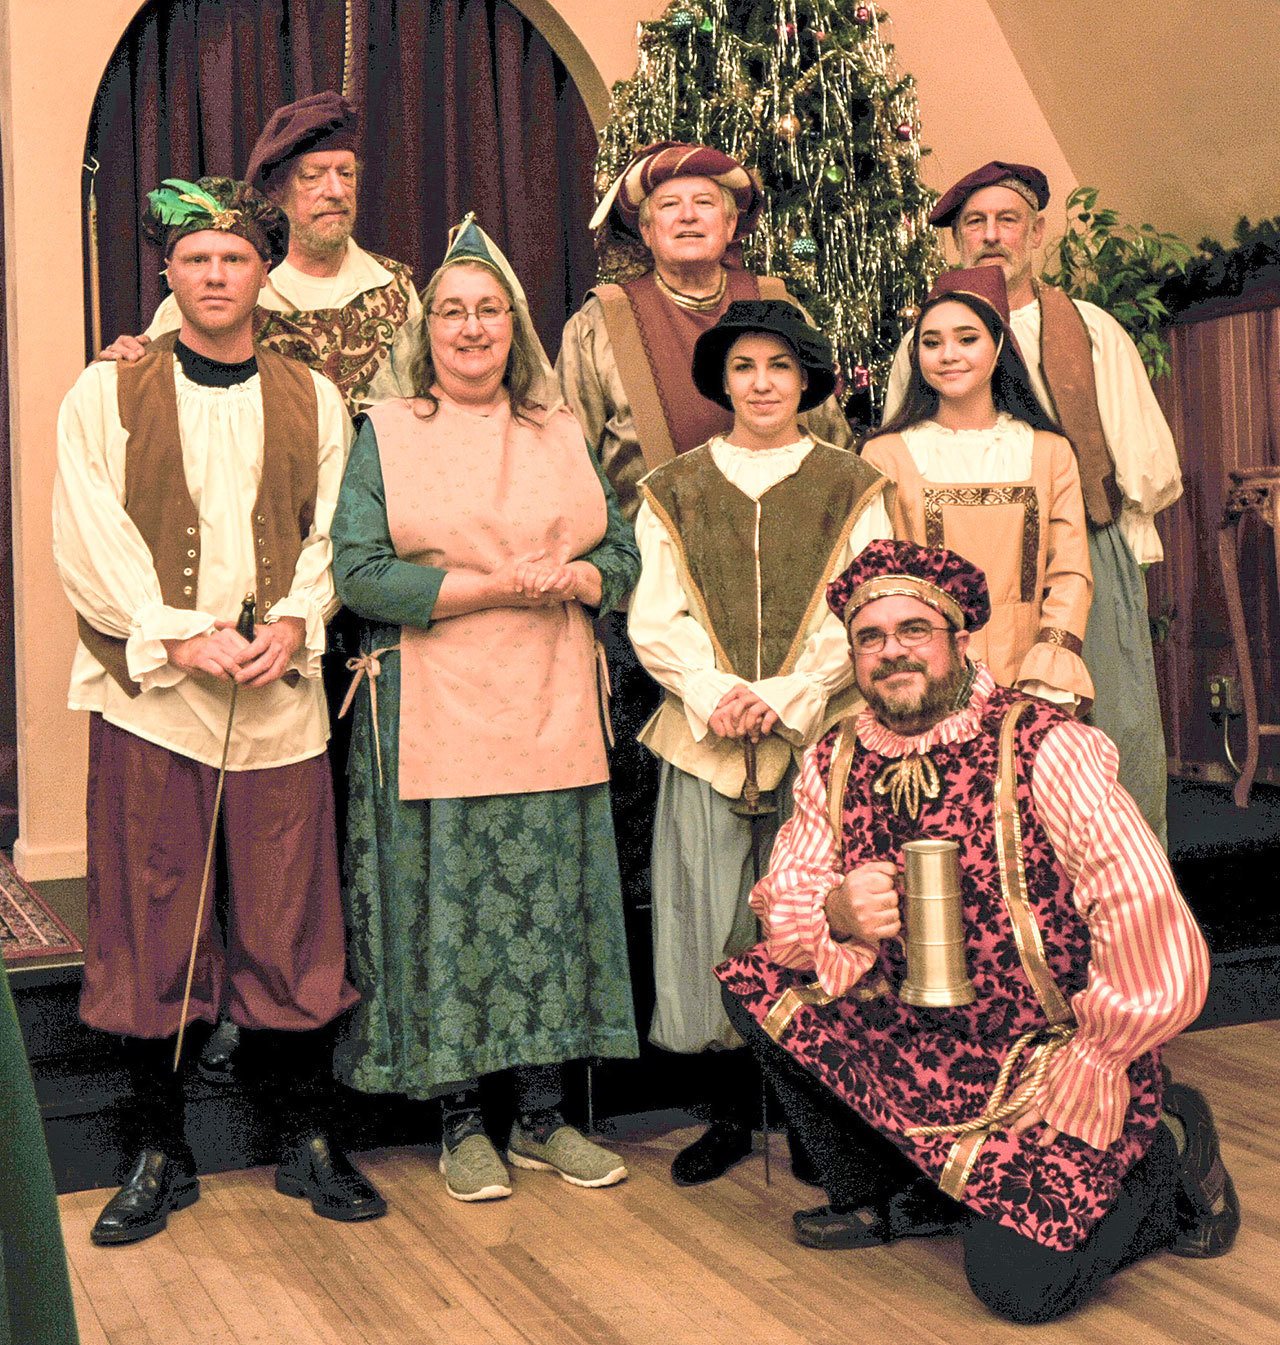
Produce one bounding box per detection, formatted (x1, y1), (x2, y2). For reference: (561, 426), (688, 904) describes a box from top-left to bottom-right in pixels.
(0, 968), (79, 1344)
(331, 417), (639, 1098)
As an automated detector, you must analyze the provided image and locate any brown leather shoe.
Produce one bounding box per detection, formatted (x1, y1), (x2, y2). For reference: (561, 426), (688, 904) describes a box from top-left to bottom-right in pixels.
(90, 1149), (200, 1246)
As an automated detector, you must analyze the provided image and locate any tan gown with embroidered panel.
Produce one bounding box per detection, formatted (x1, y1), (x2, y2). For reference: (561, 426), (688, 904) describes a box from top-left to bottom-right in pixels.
(862, 414), (1094, 707)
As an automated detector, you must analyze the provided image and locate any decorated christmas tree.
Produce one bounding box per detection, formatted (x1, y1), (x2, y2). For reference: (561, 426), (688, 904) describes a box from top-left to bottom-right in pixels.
(595, 0), (943, 423)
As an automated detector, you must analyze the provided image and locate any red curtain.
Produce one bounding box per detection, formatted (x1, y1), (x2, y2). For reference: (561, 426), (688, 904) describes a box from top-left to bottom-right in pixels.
(83, 0), (599, 361)
(0, 122), (16, 848)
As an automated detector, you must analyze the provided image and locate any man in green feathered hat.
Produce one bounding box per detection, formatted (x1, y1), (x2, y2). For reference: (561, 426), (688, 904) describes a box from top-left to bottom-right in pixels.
(53, 175), (386, 1245)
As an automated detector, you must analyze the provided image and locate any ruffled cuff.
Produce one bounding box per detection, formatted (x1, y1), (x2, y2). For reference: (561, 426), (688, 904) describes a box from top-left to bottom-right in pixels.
(1119, 504), (1165, 567)
(1036, 1034), (1132, 1151)
(811, 928), (879, 998)
(680, 669), (746, 741)
(264, 596), (326, 679)
(128, 601), (216, 692)
(1016, 639), (1094, 711)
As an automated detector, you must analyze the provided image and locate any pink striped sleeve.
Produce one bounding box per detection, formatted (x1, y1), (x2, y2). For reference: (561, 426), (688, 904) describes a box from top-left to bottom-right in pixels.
(749, 747), (879, 997)
(1030, 721), (1210, 1149)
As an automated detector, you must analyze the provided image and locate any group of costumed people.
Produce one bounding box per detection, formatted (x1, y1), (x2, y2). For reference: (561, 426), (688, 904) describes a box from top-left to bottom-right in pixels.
(30, 81), (1233, 1337)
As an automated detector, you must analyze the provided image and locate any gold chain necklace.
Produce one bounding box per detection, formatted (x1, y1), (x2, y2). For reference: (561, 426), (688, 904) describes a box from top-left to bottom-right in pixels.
(654, 267), (727, 312)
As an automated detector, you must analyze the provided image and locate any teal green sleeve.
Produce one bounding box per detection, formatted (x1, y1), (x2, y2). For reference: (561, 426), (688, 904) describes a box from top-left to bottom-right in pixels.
(332, 418), (445, 629)
(581, 451), (639, 618)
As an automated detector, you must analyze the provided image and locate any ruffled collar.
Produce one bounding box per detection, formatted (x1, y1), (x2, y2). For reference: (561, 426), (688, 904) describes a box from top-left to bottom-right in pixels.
(856, 663), (997, 758)
(908, 411), (1024, 444)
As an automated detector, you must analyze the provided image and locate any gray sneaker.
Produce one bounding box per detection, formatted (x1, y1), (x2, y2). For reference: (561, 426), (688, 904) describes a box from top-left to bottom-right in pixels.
(507, 1124), (627, 1188)
(439, 1133), (512, 1202)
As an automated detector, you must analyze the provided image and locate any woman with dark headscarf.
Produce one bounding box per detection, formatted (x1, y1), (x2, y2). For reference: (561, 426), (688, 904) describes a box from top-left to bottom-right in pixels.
(332, 216), (638, 1203)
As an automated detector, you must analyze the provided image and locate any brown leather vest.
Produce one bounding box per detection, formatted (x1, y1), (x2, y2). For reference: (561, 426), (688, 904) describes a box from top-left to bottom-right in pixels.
(78, 331), (320, 696)
(1037, 285), (1122, 527)
(641, 442), (887, 680)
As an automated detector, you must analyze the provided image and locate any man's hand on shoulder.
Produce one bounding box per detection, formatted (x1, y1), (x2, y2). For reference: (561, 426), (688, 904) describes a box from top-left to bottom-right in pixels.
(97, 333), (151, 363)
(825, 861), (901, 944)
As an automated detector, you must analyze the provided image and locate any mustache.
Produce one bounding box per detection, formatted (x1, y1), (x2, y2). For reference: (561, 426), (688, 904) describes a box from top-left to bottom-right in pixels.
(871, 657), (928, 682)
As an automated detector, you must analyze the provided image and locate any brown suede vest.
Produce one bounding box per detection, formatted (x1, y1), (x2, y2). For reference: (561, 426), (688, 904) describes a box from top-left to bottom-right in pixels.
(641, 442), (887, 680)
(78, 331), (320, 696)
(1037, 285), (1122, 527)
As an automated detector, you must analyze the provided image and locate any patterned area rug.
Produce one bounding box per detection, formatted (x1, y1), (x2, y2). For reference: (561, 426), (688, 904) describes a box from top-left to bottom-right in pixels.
(1, 852), (82, 963)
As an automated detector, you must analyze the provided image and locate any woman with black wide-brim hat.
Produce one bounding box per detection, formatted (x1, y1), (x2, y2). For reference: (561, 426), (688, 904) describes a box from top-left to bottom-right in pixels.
(628, 300), (893, 1185)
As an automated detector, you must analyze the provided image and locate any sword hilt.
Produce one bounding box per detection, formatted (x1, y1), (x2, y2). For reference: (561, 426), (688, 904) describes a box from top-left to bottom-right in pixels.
(235, 593), (256, 642)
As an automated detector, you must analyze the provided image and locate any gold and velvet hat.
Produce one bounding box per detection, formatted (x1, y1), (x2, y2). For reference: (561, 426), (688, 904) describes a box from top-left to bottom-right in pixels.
(142, 176), (290, 267)
(827, 539), (991, 633)
(590, 140), (764, 242)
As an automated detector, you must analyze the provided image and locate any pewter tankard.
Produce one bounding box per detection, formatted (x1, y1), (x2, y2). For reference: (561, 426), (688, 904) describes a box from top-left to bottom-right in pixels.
(899, 839), (976, 1008)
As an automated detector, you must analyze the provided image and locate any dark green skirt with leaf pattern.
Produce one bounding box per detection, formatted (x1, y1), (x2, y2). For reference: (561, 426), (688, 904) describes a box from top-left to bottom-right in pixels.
(335, 638), (638, 1099)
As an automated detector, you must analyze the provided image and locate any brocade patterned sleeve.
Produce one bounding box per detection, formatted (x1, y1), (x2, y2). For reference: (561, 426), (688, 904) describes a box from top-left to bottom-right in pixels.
(749, 747), (879, 997)
(579, 451), (640, 618)
(331, 418), (445, 629)
(1031, 720), (1209, 1148)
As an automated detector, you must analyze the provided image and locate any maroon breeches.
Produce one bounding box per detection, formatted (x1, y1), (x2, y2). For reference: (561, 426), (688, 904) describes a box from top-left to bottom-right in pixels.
(80, 714), (358, 1038)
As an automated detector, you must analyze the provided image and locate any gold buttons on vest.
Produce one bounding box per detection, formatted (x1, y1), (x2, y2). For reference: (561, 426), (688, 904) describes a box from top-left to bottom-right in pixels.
(183, 568), (193, 577)
(182, 585), (193, 596)
(187, 549), (196, 558)
(256, 514), (265, 525)
(186, 526), (196, 536)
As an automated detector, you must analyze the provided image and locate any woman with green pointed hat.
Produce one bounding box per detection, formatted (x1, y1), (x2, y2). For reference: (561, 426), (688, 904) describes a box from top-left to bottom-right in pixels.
(331, 215), (639, 1202)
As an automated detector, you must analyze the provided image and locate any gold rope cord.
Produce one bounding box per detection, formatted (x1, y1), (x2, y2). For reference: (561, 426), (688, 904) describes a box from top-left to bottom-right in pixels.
(342, 0), (355, 98)
(903, 1023), (1076, 1139)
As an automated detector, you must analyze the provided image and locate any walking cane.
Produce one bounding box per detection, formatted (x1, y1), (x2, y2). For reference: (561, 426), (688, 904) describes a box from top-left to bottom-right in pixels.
(730, 737), (777, 1184)
(173, 594), (257, 1072)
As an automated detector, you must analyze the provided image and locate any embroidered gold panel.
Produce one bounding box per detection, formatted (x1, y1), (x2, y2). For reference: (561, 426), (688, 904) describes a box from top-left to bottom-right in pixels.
(924, 486), (1038, 604)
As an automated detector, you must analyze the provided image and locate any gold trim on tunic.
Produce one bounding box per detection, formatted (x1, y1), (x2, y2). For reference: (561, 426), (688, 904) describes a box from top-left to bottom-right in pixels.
(872, 752), (941, 821)
(1036, 626), (1084, 656)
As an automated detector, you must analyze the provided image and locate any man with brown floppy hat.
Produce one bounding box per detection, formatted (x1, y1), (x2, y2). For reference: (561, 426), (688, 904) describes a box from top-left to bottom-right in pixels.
(555, 144), (856, 1070)
(101, 91), (420, 415)
(883, 160), (1181, 846)
(54, 176), (385, 1245)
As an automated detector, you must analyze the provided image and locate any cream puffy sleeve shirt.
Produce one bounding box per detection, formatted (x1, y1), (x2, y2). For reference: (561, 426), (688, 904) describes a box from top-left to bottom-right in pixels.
(52, 357), (350, 770)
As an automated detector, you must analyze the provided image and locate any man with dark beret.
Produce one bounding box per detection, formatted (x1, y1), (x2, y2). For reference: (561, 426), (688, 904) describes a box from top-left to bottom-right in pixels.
(102, 92), (420, 415)
(54, 177), (386, 1244)
(718, 538), (1236, 1324)
(883, 160), (1182, 845)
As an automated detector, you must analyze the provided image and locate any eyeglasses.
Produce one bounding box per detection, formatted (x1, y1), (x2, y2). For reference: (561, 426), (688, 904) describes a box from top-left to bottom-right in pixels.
(429, 302), (513, 328)
(850, 619), (952, 655)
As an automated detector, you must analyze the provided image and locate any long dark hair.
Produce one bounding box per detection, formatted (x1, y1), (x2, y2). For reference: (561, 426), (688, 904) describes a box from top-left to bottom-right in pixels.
(408, 260), (545, 425)
(876, 292), (1061, 439)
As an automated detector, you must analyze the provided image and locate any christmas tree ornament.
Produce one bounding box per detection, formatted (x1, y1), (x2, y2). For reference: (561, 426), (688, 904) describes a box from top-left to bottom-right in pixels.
(700, 16), (714, 32)
(595, 168), (614, 196)
(895, 121), (914, 141)
(851, 365), (872, 392)
(854, 5), (873, 23)
(669, 10), (696, 35)
(791, 235), (818, 261)
(824, 163), (847, 185)
(775, 111), (802, 141)
(899, 302), (921, 322)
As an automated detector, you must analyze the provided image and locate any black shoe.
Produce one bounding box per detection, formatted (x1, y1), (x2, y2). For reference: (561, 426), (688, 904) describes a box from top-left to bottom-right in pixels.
(793, 1200), (893, 1250)
(275, 1133), (387, 1222)
(90, 1148), (200, 1246)
(888, 1179), (970, 1238)
(671, 1121), (753, 1186)
(198, 1019), (241, 1085)
(1162, 1083), (1241, 1258)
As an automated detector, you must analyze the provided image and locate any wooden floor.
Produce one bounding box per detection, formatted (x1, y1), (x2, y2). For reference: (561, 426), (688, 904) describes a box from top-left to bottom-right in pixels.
(59, 1021), (1280, 1345)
